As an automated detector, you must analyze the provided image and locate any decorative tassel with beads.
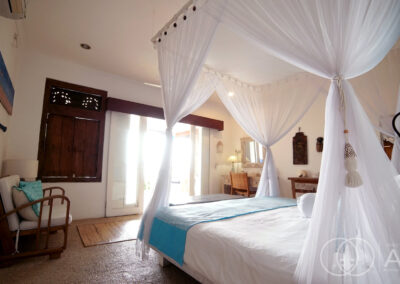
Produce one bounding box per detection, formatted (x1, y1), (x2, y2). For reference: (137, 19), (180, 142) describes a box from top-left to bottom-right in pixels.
(335, 77), (363, 188)
(344, 130), (363, 188)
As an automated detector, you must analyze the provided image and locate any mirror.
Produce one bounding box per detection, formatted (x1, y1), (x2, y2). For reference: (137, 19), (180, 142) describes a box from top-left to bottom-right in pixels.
(241, 137), (265, 168)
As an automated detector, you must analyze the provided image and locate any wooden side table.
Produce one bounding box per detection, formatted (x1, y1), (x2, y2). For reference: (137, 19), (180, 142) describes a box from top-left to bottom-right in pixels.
(288, 177), (318, 198)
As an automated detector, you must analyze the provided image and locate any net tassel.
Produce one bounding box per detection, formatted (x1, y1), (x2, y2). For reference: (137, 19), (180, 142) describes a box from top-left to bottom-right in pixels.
(344, 130), (363, 188)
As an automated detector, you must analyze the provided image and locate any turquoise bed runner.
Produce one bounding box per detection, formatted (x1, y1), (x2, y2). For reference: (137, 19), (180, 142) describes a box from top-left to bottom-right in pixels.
(146, 197), (296, 266)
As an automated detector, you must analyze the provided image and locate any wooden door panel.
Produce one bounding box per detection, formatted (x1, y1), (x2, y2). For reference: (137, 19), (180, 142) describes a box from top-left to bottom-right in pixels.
(42, 114), (74, 177)
(73, 118), (100, 178)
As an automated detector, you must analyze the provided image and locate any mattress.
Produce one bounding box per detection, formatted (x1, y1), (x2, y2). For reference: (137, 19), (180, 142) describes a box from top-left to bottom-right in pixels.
(184, 206), (309, 284)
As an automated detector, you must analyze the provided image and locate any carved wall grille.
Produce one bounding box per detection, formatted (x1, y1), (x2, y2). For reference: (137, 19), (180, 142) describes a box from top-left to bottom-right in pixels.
(50, 87), (102, 111)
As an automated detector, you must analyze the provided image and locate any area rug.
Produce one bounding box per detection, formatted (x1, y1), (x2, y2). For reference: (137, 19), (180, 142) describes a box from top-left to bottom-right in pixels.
(77, 219), (140, 247)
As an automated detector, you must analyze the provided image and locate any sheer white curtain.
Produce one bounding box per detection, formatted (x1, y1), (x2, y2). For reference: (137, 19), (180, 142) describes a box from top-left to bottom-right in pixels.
(136, 2), (220, 258)
(202, 0), (400, 282)
(351, 48), (400, 172)
(351, 49), (400, 136)
(392, 87), (400, 173)
(214, 71), (326, 197)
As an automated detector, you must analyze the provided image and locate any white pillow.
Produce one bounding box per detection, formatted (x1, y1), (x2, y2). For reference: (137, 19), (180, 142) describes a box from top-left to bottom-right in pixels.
(12, 188), (39, 221)
(297, 193), (316, 218)
(395, 175), (400, 187)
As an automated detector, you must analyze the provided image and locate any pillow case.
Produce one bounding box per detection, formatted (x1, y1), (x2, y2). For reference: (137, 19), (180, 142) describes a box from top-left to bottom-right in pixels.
(12, 188), (38, 220)
(297, 193), (316, 218)
(13, 180), (43, 219)
(395, 175), (400, 186)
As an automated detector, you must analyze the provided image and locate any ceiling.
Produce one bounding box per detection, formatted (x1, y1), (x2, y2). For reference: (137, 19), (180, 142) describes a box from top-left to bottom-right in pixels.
(22, 0), (302, 85)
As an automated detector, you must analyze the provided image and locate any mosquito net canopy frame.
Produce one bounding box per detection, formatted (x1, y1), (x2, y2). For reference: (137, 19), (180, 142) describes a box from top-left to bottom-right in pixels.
(137, 1), (400, 283)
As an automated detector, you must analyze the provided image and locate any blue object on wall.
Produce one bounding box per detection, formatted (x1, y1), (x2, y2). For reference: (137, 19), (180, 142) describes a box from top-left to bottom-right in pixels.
(0, 51), (14, 115)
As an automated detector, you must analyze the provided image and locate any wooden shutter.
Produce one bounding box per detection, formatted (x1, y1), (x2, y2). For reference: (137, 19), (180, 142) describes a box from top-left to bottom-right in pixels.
(38, 79), (107, 182)
(73, 118), (100, 179)
(42, 114), (74, 178)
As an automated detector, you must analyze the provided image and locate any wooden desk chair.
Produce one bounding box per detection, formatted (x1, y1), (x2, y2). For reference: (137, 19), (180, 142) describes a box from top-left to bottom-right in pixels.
(230, 172), (251, 197)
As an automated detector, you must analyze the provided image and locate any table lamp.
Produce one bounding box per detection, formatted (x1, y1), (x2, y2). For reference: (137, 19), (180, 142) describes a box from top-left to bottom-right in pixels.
(2, 159), (39, 181)
(228, 155), (237, 173)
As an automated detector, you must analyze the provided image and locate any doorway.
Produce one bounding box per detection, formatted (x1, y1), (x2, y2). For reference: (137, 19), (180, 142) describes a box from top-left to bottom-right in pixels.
(106, 112), (208, 217)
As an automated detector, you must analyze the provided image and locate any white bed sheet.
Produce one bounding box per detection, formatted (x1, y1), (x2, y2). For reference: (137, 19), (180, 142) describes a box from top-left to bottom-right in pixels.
(184, 206), (309, 284)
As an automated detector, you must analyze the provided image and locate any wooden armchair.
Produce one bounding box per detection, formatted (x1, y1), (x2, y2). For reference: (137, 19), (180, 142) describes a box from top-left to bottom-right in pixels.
(230, 172), (252, 197)
(0, 175), (72, 266)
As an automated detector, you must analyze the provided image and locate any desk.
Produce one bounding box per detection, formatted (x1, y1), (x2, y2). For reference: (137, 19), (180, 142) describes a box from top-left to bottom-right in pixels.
(288, 177), (318, 198)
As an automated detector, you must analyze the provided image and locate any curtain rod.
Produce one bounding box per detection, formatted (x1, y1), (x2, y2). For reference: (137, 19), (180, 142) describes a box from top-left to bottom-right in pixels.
(150, 0), (195, 44)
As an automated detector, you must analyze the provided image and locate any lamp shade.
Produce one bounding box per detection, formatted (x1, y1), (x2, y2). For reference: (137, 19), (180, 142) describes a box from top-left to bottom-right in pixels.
(2, 159), (39, 180)
(227, 155), (237, 162)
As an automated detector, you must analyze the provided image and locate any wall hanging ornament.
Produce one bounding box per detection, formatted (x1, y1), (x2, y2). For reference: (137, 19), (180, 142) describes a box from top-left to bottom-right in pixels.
(293, 127), (308, 165)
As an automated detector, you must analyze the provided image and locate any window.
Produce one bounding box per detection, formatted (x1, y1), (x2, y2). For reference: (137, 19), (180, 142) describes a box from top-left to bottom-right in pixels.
(38, 79), (107, 182)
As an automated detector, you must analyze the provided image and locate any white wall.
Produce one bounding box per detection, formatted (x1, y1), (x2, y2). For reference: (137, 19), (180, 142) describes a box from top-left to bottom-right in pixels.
(6, 48), (243, 219)
(6, 49), (163, 219)
(0, 17), (22, 172)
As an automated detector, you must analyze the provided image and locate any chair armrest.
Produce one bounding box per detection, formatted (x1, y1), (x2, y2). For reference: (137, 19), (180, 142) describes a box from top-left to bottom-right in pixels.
(43, 187), (66, 204)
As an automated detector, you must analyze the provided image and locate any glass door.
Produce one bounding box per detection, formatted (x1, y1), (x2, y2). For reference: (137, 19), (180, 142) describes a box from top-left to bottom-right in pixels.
(106, 112), (208, 216)
(106, 112), (145, 216)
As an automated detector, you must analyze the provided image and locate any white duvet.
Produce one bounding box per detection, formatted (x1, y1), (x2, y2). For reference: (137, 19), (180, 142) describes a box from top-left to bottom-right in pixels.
(184, 206), (309, 284)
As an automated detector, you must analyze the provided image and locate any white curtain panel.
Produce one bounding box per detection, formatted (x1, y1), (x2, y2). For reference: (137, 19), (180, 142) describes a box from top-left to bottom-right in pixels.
(298, 81), (400, 283)
(351, 49), (400, 172)
(201, 0), (400, 282)
(214, 71), (326, 197)
(351, 48), (400, 138)
(392, 88), (400, 173)
(136, 3), (220, 258)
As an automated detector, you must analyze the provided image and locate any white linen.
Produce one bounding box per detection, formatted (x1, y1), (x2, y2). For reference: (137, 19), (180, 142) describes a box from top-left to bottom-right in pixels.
(137, 4), (221, 258)
(215, 71), (326, 197)
(297, 193), (316, 218)
(184, 206), (309, 284)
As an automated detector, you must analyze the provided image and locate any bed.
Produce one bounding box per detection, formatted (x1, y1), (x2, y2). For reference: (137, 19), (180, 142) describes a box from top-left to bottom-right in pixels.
(149, 197), (309, 284)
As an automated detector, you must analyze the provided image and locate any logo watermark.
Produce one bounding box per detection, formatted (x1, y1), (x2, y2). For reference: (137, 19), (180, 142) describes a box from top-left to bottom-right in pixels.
(320, 238), (375, 277)
(320, 238), (400, 277)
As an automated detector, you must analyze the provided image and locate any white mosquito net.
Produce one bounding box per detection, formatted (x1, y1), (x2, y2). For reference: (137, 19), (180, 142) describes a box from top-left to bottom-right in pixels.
(137, 1), (400, 283)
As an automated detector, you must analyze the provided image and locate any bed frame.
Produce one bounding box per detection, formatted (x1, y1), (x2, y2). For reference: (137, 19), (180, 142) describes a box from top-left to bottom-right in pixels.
(151, 245), (211, 284)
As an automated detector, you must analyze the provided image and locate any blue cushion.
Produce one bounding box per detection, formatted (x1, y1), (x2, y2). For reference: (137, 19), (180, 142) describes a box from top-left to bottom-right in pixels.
(16, 181), (43, 216)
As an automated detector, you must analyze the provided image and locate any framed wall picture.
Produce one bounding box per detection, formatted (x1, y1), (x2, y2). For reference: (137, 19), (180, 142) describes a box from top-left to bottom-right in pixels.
(0, 51), (15, 115)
